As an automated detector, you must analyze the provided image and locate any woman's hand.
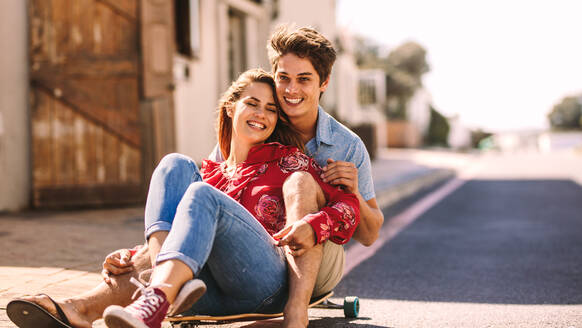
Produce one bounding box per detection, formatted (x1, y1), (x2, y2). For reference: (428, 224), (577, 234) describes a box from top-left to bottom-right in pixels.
(273, 221), (316, 257)
(101, 248), (134, 284)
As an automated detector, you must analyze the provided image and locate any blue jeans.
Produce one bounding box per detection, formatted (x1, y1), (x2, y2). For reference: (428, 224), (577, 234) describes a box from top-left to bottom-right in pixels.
(144, 153), (288, 315)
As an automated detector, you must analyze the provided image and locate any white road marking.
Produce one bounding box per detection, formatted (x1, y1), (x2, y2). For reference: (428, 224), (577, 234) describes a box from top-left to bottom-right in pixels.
(344, 164), (483, 275)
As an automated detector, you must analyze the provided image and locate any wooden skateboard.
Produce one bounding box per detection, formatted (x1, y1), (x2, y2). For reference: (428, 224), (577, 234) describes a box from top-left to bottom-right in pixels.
(165, 291), (359, 327)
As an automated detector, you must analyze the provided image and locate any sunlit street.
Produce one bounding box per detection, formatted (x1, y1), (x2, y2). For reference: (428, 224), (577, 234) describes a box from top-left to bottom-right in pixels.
(1, 0), (581, 327)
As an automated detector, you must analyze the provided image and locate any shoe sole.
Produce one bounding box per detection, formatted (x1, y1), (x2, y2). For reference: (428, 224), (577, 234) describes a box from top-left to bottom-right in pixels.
(103, 306), (148, 328)
(6, 300), (72, 328)
(167, 280), (207, 316)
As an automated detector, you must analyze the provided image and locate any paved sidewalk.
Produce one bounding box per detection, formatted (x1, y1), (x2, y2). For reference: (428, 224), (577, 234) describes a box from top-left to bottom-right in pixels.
(0, 148), (474, 328)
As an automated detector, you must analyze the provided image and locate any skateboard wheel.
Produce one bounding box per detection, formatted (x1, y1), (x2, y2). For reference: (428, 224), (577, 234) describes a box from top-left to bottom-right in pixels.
(343, 296), (359, 318)
(176, 323), (193, 328)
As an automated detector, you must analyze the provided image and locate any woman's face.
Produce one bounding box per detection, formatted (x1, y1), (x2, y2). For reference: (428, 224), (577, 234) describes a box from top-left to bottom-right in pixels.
(229, 82), (279, 147)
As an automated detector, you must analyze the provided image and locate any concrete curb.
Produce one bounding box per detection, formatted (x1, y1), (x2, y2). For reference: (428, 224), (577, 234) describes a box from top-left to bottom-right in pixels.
(376, 168), (456, 210)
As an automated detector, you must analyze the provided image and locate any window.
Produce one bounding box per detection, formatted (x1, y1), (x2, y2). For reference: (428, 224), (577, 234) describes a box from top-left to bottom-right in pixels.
(228, 8), (247, 81)
(359, 79), (377, 106)
(174, 0), (201, 58)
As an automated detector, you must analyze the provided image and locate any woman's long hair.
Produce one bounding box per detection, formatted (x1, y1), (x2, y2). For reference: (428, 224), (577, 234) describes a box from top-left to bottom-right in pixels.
(216, 68), (304, 159)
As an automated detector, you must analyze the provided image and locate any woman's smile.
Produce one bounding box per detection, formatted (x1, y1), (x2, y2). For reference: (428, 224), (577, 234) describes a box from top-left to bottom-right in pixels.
(247, 120), (267, 130)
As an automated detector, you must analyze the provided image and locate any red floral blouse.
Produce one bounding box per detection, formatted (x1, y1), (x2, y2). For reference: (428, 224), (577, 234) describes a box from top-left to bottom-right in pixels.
(200, 142), (360, 245)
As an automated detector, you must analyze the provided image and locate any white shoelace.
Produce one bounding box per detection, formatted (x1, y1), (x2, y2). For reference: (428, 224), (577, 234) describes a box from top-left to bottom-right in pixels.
(128, 277), (170, 318)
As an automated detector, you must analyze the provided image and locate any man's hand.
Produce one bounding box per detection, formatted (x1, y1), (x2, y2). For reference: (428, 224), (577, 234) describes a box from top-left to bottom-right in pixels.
(273, 220), (316, 257)
(321, 159), (359, 194)
(101, 248), (134, 284)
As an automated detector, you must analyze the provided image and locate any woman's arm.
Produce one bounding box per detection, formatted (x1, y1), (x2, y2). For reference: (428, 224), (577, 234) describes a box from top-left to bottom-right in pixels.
(300, 158), (361, 245)
(321, 159), (384, 246)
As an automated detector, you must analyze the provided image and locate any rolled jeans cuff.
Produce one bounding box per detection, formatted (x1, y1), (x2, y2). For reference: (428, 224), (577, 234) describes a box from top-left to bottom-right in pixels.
(156, 250), (202, 276)
(145, 221), (173, 240)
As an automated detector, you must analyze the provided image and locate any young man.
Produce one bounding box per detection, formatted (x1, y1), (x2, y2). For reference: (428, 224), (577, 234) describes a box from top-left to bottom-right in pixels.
(266, 24), (384, 327)
(210, 24), (384, 327)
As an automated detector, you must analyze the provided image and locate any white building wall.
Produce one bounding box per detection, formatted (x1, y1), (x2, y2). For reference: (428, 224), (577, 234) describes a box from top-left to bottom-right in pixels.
(335, 54), (360, 123)
(0, 0), (30, 211)
(173, 0), (269, 162)
(407, 87), (432, 136)
(359, 69), (388, 149)
(448, 115), (472, 149)
(274, 0), (336, 39)
(173, 0), (220, 162)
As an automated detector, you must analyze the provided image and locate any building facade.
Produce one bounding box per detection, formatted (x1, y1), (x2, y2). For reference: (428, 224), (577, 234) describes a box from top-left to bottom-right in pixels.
(0, 0), (371, 211)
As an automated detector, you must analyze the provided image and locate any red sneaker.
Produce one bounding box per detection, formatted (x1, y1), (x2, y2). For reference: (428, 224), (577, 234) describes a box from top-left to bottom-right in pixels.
(103, 277), (169, 328)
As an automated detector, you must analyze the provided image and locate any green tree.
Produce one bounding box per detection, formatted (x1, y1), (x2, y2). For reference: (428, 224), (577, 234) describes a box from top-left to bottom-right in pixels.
(354, 36), (384, 69)
(548, 96), (582, 130)
(385, 42), (429, 119)
(386, 41), (430, 84)
(354, 38), (430, 120)
(470, 129), (493, 149)
(425, 106), (450, 146)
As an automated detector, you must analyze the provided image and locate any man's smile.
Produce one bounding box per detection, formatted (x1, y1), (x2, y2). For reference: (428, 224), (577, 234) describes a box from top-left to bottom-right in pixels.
(284, 96), (303, 105)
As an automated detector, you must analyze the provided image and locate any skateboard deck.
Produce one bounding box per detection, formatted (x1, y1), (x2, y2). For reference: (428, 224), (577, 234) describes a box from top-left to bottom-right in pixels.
(165, 290), (358, 324)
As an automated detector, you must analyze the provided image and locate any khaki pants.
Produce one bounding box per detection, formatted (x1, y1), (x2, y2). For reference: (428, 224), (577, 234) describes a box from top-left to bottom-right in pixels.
(312, 241), (345, 297)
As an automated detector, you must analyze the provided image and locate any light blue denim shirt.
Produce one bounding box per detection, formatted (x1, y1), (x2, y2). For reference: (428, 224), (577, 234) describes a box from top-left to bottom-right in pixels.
(304, 106), (375, 201)
(208, 106), (375, 201)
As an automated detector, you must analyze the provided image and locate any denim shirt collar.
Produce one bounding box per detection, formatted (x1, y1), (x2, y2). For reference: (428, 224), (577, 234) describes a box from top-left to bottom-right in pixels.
(314, 106), (334, 147)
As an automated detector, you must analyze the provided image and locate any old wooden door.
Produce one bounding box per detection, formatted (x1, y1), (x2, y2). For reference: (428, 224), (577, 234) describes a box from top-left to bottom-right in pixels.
(29, 0), (143, 207)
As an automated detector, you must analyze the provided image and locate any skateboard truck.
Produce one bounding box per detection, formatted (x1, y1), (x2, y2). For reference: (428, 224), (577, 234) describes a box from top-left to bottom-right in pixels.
(313, 296), (360, 318)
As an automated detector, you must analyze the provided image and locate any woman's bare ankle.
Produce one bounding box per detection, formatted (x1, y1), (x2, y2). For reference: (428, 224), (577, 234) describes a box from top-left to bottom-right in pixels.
(65, 297), (99, 324)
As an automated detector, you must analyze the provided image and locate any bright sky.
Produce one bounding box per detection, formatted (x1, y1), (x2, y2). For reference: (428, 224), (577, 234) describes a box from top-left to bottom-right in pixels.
(337, 0), (582, 132)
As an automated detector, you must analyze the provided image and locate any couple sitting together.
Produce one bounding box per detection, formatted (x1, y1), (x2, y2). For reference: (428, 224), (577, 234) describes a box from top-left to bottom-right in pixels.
(7, 24), (384, 328)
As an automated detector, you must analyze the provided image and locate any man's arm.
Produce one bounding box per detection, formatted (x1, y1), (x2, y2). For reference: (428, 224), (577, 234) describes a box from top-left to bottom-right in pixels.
(352, 195), (383, 246)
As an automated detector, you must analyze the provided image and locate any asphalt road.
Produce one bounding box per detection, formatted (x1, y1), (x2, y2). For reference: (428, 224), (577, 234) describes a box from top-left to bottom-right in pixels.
(325, 151), (582, 327)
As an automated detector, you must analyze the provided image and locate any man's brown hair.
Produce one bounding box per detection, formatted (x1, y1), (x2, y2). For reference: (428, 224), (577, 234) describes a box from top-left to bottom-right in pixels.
(268, 24), (337, 85)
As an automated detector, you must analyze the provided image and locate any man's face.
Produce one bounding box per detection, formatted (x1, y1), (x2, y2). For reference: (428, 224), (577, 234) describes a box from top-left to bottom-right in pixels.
(274, 53), (329, 121)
